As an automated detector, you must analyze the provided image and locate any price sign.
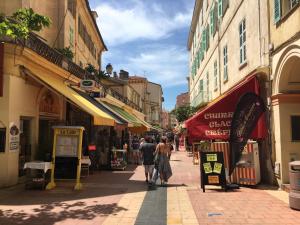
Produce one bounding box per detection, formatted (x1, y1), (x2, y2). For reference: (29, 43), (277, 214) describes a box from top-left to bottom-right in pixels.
(200, 151), (226, 192)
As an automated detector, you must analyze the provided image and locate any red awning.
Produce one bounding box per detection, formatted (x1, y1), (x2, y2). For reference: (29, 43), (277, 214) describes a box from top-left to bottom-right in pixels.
(185, 75), (267, 142)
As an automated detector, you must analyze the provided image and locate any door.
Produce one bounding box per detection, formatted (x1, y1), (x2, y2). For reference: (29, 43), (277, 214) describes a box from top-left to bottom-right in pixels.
(19, 119), (31, 177)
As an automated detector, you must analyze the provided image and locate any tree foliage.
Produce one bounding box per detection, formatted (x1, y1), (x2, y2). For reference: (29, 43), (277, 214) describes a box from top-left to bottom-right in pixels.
(0, 8), (51, 39)
(85, 63), (110, 80)
(56, 46), (74, 60)
(171, 105), (200, 122)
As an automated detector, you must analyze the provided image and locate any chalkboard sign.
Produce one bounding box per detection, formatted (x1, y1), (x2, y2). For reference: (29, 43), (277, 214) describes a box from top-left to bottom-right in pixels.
(200, 151), (226, 192)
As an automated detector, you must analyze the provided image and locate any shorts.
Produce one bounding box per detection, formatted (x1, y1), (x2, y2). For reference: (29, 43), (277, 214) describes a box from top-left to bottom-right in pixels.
(144, 164), (154, 174)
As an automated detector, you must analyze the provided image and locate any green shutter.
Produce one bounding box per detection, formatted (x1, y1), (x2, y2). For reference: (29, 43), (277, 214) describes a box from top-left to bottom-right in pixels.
(203, 29), (207, 52)
(218, 0), (223, 18)
(210, 9), (214, 35)
(274, 0), (281, 23)
(206, 26), (210, 50)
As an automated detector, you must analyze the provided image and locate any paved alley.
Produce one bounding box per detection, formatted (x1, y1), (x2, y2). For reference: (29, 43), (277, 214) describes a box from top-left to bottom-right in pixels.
(0, 151), (299, 225)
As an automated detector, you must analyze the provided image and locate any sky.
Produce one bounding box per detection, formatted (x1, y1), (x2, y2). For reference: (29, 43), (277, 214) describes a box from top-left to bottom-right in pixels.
(89, 0), (194, 110)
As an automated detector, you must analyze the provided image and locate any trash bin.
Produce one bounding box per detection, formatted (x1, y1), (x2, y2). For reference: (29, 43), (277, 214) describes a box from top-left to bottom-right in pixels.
(289, 161), (300, 210)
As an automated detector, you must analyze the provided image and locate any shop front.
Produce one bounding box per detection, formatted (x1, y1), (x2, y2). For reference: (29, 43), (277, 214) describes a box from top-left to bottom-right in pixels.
(185, 74), (271, 184)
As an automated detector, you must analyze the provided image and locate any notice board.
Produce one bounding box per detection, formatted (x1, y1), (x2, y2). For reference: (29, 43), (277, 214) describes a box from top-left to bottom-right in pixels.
(200, 151), (226, 192)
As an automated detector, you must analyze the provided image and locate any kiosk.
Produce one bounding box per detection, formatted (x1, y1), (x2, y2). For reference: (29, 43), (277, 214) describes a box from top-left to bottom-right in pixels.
(46, 126), (84, 190)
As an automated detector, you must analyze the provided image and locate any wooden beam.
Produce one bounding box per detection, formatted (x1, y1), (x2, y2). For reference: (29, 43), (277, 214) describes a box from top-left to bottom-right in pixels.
(0, 43), (3, 97)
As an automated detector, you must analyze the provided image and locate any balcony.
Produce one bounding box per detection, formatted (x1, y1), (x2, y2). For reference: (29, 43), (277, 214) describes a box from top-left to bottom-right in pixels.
(1, 33), (143, 112)
(191, 91), (211, 107)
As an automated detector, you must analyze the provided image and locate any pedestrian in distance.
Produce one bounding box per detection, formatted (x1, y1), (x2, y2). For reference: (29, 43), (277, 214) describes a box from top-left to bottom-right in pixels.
(174, 134), (179, 151)
(155, 136), (172, 186)
(139, 136), (156, 184)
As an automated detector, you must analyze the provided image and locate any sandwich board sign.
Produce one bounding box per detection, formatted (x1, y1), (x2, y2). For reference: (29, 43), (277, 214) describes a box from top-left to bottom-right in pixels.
(200, 151), (226, 192)
(46, 126), (84, 190)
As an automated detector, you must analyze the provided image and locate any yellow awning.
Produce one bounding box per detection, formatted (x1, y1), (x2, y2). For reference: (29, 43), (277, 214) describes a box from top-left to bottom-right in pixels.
(24, 68), (115, 126)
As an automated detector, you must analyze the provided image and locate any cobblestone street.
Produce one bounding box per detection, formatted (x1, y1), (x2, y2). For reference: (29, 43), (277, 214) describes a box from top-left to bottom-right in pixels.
(0, 150), (299, 225)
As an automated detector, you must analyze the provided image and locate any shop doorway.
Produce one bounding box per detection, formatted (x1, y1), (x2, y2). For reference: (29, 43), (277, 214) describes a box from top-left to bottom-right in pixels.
(19, 118), (32, 177)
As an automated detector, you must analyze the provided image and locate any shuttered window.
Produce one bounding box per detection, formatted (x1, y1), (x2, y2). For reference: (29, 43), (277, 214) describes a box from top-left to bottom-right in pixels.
(274, 0), (281, 23)
(239, 19), (246, 64)
(210, 7), (214, 35)
(223, 45), (228, 82)
(218, 0), (223, 18)
(199, 79), (204, 92)
(206, 72), (210, 100)
(214, 60), (218, 91)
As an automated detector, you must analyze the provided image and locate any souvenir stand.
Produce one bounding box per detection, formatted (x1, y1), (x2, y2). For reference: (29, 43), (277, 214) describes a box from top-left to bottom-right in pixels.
(46, 126), (84, 190)
(111, 148), (127, 170)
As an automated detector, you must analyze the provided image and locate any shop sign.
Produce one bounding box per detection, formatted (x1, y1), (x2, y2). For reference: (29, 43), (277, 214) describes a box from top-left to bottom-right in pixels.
(9, 123), (20, 151)
(200, 151), (226, 192)
(80, 80), (96, 91)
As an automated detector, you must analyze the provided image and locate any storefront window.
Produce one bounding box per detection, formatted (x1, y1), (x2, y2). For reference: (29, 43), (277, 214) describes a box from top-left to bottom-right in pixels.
(291, 115), (300, 141)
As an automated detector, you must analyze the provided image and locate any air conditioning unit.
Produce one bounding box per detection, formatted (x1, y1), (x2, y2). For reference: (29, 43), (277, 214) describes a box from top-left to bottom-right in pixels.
(80, 80), (96, 91)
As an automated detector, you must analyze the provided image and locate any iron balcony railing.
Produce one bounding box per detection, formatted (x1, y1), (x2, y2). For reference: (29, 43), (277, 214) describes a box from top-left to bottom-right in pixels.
(2, 33), (143, 112)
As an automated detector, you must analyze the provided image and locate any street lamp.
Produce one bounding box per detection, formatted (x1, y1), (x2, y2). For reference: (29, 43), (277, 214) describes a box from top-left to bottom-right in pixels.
(105, 63), (113, 76)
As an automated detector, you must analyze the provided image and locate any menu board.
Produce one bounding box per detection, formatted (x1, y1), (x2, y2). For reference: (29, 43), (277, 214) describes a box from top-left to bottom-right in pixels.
(55, 135), (79, 157)
(200, 151), (226, 192)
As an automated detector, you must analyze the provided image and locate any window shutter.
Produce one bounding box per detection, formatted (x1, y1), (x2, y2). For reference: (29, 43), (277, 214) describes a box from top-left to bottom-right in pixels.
(218, 0), (223, 18)
(223, 0), (229, 15)
(213, 4), (218, 35)
(274, 0), (281, 23)
(210, 9), (214, 35)
(203, 29), (207, 52)
(206, 26), (210, 50)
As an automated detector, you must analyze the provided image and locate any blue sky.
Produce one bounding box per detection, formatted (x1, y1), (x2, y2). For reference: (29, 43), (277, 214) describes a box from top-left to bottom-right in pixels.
(89, 0), (194, 110)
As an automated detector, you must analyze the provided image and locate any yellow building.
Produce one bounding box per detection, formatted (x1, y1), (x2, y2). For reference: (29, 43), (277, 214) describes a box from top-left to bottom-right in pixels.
(0, 0), (148, 187)
(269, 0), (300, 186)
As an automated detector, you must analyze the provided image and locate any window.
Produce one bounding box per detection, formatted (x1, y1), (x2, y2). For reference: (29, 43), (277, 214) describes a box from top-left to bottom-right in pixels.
(274, 0), (281, 23)
(206, 72), (210, 100)
(214, 60), (218, 91)
(239, 19), (246, 65)
(69, 27), (74, 47)
(210, 7), (214, 35)
(218, 0), (223, 18)
(291, 0), (299, 8)
(223, 45), (228, 82)
(291, 116), (300, 141)
(67, 0), (76, 17)
(0, 128), (5, 153)
(199, 79), (204, 92)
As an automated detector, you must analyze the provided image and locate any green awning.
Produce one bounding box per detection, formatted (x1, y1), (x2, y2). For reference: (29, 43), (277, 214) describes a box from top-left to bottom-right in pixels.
(102, 103), (142, 127)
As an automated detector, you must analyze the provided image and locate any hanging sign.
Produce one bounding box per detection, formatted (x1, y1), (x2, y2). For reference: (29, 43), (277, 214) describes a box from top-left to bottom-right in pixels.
(200, 151), (226, 192)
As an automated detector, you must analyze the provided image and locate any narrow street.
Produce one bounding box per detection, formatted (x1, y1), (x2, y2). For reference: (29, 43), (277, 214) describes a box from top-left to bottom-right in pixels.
(0, 150), (299, 225)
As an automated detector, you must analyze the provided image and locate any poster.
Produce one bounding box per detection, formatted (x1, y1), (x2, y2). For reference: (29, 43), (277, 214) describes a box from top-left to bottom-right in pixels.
(9, 123), (19, 151)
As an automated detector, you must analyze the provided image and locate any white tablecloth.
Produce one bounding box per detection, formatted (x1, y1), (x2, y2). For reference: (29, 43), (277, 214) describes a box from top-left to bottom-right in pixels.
(81, 158), (91, 166)
(24, 161), (51, 173)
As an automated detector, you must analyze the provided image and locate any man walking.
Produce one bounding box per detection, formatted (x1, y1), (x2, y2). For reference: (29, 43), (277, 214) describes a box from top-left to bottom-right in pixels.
(140, 136), (156, 184)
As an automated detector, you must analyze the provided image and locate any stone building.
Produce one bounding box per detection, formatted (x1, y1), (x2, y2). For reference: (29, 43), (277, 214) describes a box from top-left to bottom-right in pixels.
(176, 92), (190, 108)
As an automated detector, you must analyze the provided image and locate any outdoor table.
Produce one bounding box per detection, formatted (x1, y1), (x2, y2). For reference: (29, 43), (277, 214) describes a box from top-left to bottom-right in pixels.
(81, 157), (91, 177)
(23, 161), (51, 189)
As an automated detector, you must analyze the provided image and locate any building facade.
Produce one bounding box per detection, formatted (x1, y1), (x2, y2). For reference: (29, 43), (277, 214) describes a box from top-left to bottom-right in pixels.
(161, 109), (170, 130)
(269, 0), (300, 186)
(176, 92), (190, 108)
(0, 0), (150, 187)
(187, 0), (273, 183)
(129, 76), (163, 127)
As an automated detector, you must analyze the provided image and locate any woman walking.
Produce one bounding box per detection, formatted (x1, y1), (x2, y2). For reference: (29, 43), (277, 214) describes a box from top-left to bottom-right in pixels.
(155, 136), (172, 186)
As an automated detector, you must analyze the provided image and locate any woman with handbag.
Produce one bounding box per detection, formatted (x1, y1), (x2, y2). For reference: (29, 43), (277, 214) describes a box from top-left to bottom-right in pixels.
(154, 136), (172, 186)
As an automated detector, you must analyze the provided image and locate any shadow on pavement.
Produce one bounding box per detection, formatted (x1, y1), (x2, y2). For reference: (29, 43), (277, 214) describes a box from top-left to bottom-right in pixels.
(0, 201), (127, 225)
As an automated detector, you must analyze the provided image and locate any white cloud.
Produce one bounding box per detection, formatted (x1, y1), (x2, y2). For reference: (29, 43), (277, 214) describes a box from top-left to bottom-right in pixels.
(110, 45), (189, 88)
(95, 2), (192, 46)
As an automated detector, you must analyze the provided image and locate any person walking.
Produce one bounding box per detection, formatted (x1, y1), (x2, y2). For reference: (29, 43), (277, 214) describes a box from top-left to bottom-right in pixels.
(155, 136), (172, 186)
(174, 134), (179, 151)
(140, 136), (156, 184)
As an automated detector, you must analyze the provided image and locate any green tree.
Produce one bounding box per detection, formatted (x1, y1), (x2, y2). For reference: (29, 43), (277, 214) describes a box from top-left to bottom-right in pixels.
(0, 8), (51, 39)
(171, 105), (200, 122)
